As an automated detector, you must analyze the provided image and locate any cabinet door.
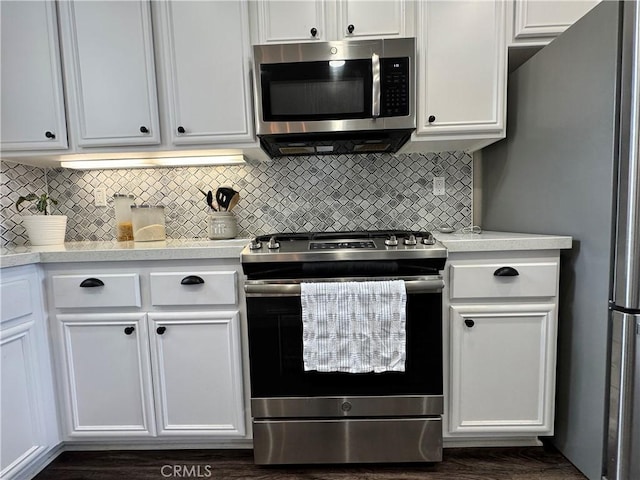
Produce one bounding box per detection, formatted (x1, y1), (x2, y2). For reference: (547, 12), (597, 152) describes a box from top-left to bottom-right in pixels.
(513, 0), (600, 41)
(56, 313), (155, 437)
(0, 322), (44, 477)
(0, 1), (68, 150)
(148, 312), (245, 436)
(58, 0), (160, 147)
(417, 0), (506, 137)
(157, 1), (253, 145)
(449, 304), (557, 434)
(336, 0), (412, 40)
(253, 0), (327, 43)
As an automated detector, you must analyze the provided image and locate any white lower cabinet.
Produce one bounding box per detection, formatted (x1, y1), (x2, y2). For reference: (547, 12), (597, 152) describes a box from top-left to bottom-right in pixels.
(1, 265), (59, 480)
(56, 313), (155, 437)
(449, 304), (556, 434)
(444, 251), (561, 441)
(149, 312), (244, 436)
(47, 261), (246, 441)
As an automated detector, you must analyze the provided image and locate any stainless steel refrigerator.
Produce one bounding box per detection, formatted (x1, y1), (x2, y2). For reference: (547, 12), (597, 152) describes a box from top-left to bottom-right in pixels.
(480, 1), (639, 479)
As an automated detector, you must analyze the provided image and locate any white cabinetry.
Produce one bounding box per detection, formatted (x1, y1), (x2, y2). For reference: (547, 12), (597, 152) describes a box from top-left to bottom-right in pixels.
(444, 252), (560, 439)
(58, 0), (160, 147)
(1, 265), (59, 480)
(510, 0), (600, 45)
(0, 1), (68, 151)
(149, 312), (244, 436)
(55, 313), (155, 437)
(154, 1), (254, 146)
(250, 0), (413, 44)
(406, 0), (506, 153)
(47, 261), (246, 441)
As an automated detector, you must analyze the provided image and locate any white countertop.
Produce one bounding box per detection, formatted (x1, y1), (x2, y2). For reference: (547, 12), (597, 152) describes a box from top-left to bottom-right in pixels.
(1, 231), (572, 269)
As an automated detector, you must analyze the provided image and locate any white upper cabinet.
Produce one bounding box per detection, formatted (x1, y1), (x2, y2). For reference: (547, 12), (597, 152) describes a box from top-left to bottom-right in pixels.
(335, 0), (413, 40)
(250, 0), (412, 44)
(252, 0), (328, 43)
(510, 0), (600, 44)
(58, 0), (161, 147)
(155, 1), (254, 145)
(409, 0), (506, 152)
(0, 1), (68, 151)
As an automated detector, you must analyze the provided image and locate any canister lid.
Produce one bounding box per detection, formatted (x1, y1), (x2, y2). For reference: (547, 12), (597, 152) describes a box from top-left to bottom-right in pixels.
(113, 193), (135, 198)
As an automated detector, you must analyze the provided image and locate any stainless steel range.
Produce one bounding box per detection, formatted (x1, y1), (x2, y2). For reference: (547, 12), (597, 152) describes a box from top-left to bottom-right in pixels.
(241, 230), (447, 465)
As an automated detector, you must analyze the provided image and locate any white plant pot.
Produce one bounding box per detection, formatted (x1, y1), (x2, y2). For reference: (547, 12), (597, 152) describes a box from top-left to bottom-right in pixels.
(21, 215), (67, 246)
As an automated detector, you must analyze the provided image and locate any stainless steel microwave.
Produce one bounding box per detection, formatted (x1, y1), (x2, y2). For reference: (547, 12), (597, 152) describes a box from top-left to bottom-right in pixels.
(252, 38), (416, 157)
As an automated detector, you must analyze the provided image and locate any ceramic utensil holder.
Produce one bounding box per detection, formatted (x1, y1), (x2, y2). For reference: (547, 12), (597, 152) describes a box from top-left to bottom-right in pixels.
(208, 212), (237, 239)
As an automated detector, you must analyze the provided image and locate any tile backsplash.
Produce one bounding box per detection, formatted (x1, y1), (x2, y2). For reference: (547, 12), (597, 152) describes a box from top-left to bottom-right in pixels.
(1, 151), (472, 246)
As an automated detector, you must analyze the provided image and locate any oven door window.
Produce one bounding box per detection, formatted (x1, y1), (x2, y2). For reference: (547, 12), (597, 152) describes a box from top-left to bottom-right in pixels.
(247, 293), (442, 397)
(259, 59), (373, 121)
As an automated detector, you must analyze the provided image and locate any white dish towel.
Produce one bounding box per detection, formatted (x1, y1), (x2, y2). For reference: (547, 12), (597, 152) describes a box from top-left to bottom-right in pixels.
(301, 280), (407, 373)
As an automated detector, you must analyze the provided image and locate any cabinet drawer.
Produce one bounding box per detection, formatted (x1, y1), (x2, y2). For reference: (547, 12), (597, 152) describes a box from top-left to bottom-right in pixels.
(52, 274), (141, 308)
(149, 271), (237, 306)
(1, 278), (33, 323)
(449, 262), (558, 300)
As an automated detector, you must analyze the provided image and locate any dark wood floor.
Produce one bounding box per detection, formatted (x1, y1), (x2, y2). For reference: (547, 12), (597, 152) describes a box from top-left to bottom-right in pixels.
(34, 446), (587, 480)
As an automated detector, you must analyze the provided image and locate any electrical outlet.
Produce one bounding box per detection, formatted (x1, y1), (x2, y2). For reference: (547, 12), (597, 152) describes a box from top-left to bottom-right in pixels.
(94, 187), (107, 207)
(433, 177), (445, 196)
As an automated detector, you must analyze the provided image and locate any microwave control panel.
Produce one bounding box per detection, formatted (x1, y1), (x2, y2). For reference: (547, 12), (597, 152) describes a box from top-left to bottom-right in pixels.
(380, 57), (410, 117)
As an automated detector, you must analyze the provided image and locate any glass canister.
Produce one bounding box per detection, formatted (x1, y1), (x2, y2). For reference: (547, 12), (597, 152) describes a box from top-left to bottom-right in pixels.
(131, 205), (166, 242)
(113, 194), (135, 241)
(208, 212), (237, 240)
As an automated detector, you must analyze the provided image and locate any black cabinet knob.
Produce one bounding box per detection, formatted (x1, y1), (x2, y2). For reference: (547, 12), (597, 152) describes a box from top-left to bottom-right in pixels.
(124, 326), (135, 335)
(428, 115), (436, 123)
(139, 126), (149, 134)
(157, 326), (167, 335)
(464, 319), (475, 328)
(45, 131), (56, 139)
(79, 278), (104, 288)
(181, 275), (205, 285)
(494, 266), (520, 277)
(177, 126), (185, 134)
(310, 27), (317, 37)
(347, 24), (355, 34)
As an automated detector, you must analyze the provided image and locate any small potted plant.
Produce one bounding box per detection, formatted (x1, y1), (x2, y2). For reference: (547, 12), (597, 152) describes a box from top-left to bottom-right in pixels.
(15, 193), (67, 246)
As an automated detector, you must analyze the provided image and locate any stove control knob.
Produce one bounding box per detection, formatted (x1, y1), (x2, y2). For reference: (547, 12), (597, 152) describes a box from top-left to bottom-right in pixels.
(421, 234), (435, 245)
(249, 239), (262, 250)
(267, 236), (280, 249)
(404, 234), (417, 246)
(384, 234), (399, 246)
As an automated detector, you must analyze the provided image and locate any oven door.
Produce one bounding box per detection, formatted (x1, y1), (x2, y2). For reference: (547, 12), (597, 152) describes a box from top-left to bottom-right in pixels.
(245, 276), (443, 402)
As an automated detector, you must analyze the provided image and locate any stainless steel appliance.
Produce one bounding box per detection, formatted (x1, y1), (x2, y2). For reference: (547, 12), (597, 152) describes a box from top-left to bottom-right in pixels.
(481, 2), (639, 479)
(241, 230), (447, 465)
(253, 38), (415, 157)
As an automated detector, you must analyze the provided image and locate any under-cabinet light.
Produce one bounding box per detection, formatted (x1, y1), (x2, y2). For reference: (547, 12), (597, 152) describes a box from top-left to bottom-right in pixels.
(60, 155), (246, 170)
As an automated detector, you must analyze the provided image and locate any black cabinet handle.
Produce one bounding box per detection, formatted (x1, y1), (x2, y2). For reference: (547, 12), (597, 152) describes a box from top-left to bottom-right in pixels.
(428, 115), (436, 123)
(79, 278), (104, 288)
(180, 275), (205, 285)
(45, 131), (56, 139)
(177, 126), (185, 134)
(157, 326), (166, 335)
(124, 326), (135, 335)
(347, 24), (355, 34)
(139, 126), (149, 134)
(494, 266), (520, 277)
(310, 27), (317, 37)
(464, 319), (475, 328)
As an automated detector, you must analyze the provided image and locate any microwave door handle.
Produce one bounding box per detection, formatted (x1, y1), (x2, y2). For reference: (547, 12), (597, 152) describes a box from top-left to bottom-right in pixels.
(371, 53), (380, 118)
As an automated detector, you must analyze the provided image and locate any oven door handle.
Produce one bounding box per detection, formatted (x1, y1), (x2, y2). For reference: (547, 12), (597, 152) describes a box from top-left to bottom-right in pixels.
(244, 277), (444, 297)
